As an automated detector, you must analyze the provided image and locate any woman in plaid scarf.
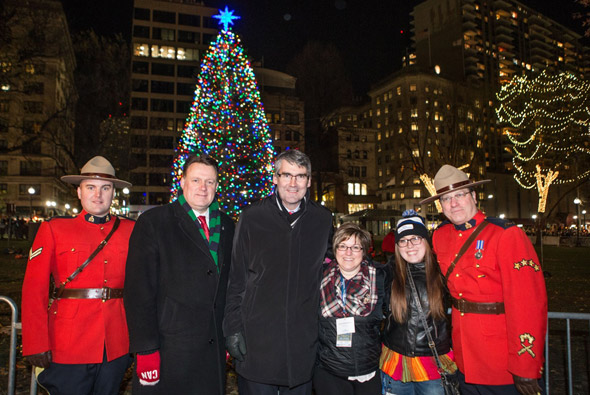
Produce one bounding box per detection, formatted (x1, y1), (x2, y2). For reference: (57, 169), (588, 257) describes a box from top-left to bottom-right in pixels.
(313, 223), (385, 395)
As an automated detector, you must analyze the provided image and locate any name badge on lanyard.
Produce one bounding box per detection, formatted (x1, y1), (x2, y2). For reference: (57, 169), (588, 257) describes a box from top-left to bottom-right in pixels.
(336, 275), (355, 347)
(336, 317), (355, 347)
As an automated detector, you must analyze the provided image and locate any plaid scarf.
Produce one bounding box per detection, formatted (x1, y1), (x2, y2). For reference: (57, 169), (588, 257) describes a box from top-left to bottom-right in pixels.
(320, 259), (378, 318)
(178, 194), (221, 272)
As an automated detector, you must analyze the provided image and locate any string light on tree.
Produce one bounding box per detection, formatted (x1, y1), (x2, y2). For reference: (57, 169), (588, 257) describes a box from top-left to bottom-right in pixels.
(170, 7), (274, 219)
(496, 70), (590, 213)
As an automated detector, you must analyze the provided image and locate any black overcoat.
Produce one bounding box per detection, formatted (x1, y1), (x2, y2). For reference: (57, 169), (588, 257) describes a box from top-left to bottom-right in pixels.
(124, 200), (234, 394)
(223, 194), (333, 387)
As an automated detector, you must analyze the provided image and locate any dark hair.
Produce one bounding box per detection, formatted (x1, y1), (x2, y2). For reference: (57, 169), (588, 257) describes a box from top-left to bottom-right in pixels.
(183, 154), (219, 177)
(333, 222), (372, 260)
(389, 241), (445, 323)
(275, 150), (311, 177)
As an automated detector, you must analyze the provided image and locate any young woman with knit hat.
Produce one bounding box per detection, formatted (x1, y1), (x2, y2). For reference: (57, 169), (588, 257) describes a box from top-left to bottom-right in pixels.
(380, 210), (457, 394)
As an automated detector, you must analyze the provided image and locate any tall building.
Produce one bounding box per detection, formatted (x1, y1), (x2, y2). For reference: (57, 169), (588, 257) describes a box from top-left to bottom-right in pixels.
(0, 0), (77, 218)
(410, 0), (588, 171)
(368, 67), (487, 216)
(412, 0), (587, 87)
(254, 66), (305, 154)
(129, 0), (219, 207)
(323, 104), (379, 215)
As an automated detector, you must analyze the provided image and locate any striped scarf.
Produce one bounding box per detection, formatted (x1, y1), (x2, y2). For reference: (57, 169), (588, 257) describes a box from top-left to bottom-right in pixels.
(320, 259), (378, 318)
(178, 194), (221, 272)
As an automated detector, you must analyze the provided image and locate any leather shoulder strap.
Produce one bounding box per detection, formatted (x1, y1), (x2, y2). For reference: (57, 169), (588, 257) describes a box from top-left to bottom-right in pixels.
(55, 217), (121, 298)
(444, 220), (489, 281)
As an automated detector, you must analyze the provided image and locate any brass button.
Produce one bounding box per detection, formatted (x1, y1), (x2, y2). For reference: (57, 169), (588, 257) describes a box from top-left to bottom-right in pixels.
(456, 273), (459, 277)
(104, 279), (108, 283)
(461, 312), (464, 316)
(101, 226), (104, 230)
(459, 233), (463, 237)
(476, 264), (480, 268)
(459, 293), (463, 297)
(71, 248), (75, 252)
(104, 260), (108, 264)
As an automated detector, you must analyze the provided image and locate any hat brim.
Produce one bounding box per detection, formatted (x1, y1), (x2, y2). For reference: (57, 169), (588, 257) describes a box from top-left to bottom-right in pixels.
(61, 175), (132, 189)
(419, 179), (491, 205)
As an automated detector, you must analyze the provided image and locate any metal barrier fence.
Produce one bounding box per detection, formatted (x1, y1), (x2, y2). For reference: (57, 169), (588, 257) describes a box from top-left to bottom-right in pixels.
(2, 295), (589, 394)
(0, 296), (20, 395)
(545, 311), (590, 395)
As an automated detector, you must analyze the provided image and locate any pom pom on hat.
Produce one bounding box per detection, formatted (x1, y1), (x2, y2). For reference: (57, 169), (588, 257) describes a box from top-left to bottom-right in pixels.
(395, 210), (429, 241)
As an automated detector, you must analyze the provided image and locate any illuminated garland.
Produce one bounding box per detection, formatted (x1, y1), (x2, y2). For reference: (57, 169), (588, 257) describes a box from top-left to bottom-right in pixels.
(496, 70), (590, 212)
(170, 10), (274, 219)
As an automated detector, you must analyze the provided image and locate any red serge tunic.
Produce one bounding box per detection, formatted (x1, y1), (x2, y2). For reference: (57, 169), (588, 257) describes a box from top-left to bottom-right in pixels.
(21, 212), (134, 364)
(432, 211), (547, 385)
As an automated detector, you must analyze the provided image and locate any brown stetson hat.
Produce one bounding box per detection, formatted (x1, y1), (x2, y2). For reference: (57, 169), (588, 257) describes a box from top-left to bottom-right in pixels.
(61, 156), (132, 189)
(419, 164), (490, 205)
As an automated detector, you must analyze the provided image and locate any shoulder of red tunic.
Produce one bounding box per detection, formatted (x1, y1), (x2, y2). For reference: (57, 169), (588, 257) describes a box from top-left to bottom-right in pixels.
(485, 216), (516, 229)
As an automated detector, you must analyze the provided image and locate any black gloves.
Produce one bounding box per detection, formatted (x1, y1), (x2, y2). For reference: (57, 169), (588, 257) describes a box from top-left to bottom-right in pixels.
(513, 374), (542, 395)
(226, 332), (247, 362)
(27, 350), (52, 368)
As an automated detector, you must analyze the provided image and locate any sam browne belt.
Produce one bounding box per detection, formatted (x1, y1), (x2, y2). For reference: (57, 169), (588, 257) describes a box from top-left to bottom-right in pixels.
(56, 287), (124, 301)
(451, 297), (505, 314)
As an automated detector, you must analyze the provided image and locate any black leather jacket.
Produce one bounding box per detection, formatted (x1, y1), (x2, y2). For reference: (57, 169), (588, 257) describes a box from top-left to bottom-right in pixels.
(316, 266), (385, 377)
(382, 262), (451, 357)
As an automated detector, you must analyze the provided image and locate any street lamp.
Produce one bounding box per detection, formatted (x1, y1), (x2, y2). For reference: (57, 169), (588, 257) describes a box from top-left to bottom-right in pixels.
(574, 198), (581, 246)
(583, 210), (587, 231)
(27, 187), (35, 219)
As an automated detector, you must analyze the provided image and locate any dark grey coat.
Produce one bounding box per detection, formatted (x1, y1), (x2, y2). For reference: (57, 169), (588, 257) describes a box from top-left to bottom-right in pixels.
(223, 194), (333, 387)
(124, 200), (234, 394)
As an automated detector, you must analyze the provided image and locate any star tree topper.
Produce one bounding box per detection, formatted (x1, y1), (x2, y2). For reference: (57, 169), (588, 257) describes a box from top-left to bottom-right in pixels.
(213, 6), (241, 31)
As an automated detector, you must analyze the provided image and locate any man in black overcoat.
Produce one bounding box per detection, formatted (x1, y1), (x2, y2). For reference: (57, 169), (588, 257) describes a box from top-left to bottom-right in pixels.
(224, 150), (333, 395)
(124, 155), (235, 394)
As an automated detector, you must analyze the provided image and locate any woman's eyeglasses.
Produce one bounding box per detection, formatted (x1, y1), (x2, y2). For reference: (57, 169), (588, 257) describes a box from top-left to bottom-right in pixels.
(397, 236), (423, 248)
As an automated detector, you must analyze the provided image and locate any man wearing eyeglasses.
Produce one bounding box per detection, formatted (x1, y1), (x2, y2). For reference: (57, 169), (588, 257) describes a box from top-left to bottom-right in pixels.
(420, 165), (547, 395)
(224, 149), (333, 395)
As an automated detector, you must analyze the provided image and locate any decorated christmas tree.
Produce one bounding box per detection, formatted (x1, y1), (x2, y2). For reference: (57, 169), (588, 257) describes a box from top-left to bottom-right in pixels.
(170, 7), (274, 218)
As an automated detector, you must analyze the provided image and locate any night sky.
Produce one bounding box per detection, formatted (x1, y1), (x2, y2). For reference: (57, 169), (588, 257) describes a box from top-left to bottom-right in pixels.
(61, 0), (588, 95)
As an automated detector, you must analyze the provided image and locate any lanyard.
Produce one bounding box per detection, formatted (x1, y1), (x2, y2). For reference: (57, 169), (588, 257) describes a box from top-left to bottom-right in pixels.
(340, 274), (348, 313)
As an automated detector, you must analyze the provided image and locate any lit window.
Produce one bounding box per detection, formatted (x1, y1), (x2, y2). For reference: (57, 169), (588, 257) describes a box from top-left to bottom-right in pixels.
(411, 123), (418, 131)
(134, 43), (150, 57)
(409, 84), (417, 92)
(396, 86), (401, 95)
(411, 108), (418, 118)
(413, 189), (421, 198)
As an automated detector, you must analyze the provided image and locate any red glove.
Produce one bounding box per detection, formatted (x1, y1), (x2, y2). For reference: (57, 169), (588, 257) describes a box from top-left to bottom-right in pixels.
(136, 351), (160, 386)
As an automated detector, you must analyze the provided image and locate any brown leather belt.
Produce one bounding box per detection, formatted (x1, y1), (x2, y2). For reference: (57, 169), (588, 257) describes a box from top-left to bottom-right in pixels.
(57, 287), (124, 301)
(452, 297), (505, 315)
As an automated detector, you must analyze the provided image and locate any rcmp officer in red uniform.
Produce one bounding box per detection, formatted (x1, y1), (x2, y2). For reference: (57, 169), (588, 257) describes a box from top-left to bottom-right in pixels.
(22, 156), (135, 394)
(420, 165), (547, 395)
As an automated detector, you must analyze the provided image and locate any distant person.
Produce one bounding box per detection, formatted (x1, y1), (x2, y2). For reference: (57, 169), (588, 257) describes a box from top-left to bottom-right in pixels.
(420, 165), (547, 395)
(21, 156), (135, 395)
(381, 228), (395, 260)
(224, 150), (333, 395)
(124, 155), (235, 394)
(381, 210), (457, 394)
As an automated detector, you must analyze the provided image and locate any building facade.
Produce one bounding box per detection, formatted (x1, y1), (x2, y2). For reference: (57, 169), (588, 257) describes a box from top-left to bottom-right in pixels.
(368, 67), (487, 216)
(321, 104), (379, 215)
(254, 67), (305, 154)
(0, 0), (77, 218)
(129, 0), (219, 206)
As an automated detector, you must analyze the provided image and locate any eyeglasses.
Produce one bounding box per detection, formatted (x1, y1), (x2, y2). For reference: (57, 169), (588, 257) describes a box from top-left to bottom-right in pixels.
(277, 172), (309, 182)
(440, 191), (471, 204)
(336, 244), (363, 253)
(397, 236), (423, 248)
